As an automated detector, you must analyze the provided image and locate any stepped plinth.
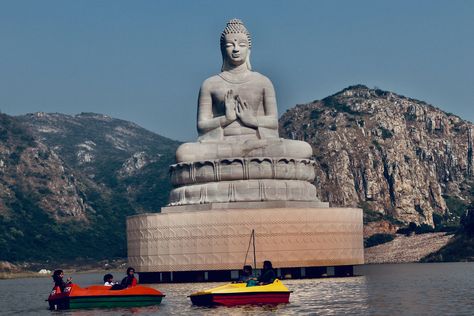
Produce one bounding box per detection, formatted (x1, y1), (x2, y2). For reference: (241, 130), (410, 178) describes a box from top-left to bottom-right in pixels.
(126, 19), (363, 283)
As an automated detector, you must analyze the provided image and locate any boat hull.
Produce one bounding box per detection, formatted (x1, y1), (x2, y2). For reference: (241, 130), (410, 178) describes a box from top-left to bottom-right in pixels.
(50, 295), (164, 310)
(48, 285), (165, 310)
(189, 279), (291, 306)
(190, 292), (291, 306)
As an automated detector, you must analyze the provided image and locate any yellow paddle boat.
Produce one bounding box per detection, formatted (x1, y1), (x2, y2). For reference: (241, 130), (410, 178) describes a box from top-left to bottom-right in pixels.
(189, 279), (292, 306)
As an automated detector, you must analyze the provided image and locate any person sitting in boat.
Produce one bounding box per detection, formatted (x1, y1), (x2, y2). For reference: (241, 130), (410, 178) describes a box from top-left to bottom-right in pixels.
(103, 273), (116, 286)
(120, 267), (137, 288)
(258, 260), (276, 285)
(52, 270), (72, 293)
(239, 265), (258, 287)
(239, 265), (253, 282)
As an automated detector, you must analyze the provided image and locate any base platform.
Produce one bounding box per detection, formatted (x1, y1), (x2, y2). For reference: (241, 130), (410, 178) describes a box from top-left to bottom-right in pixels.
(126, 205), (364, 282)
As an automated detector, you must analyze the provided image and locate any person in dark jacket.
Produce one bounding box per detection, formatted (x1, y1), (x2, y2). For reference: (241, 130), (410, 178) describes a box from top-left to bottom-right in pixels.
(120, 267), (137, 288)
(239, 265), (253, 282)
(52, 270), (72, 293)
(258, 260), (276, 285)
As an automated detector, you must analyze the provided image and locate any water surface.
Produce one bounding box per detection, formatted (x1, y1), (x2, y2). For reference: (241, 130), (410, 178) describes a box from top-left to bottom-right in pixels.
(0, 263), (472, 315)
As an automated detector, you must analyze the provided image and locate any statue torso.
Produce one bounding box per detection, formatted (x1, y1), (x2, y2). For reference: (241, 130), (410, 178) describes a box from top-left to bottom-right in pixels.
(204, 71), (271, 137)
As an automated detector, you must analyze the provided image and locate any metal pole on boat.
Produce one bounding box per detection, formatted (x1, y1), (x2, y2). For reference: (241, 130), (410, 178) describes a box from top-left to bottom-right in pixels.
(252, 229), (256, 271)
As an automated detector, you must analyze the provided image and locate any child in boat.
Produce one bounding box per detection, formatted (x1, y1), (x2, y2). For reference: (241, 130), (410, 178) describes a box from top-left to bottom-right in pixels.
(103, 274), (115, 286)
(120, 267), (137, 288)
(258, 260), (276, 285)
(52, 270), (72, 293)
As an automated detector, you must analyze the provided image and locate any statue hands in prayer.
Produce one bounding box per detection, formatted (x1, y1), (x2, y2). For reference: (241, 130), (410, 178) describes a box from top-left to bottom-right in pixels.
(224, 91), (258, 128)
(224, 90), (238, 123)
(235, 95), (258, 128)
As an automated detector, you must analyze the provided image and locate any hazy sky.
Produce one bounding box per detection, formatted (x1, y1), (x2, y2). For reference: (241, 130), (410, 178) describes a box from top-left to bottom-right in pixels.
(0, 0), (472, 141)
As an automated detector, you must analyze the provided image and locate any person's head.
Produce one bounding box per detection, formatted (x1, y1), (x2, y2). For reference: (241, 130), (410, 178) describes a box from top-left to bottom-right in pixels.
(103, 274), (113, 283)
(243, 265), (253, 276)
(126, 267), (135, 276)
(220, 19), (252, 71)
(263, 260), (273, 270)
(52, 270), (64, 281)
(52, 270), (64, 283)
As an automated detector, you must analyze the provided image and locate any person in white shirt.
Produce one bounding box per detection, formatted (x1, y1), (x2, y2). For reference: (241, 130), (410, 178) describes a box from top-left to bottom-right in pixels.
(103, 274), (115, 286)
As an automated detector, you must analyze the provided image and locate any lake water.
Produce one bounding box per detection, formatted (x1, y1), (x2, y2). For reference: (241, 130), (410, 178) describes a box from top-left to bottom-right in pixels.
(0, 263), (473, 315)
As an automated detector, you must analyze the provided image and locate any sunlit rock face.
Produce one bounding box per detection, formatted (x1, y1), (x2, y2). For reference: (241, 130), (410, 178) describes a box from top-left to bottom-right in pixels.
(0, 113), (90, 222)
(280, 85), (474, 226)
(169, 19), (322, 205)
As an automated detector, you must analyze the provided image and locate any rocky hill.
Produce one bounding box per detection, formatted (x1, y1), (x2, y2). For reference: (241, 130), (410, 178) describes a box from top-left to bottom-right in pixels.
(280, 85), (473, 228)
(0, 112), (179, 262)
(18, 112), (180, 213)
(2, 85), (473, 264)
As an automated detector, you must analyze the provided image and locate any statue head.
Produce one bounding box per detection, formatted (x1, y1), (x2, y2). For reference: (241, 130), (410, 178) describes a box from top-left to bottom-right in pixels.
(220, 19), (252, 71)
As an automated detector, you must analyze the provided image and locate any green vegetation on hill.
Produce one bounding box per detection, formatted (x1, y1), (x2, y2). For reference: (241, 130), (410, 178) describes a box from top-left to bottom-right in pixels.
(0, 113), (180, 263)
(0, 187), (126, 261)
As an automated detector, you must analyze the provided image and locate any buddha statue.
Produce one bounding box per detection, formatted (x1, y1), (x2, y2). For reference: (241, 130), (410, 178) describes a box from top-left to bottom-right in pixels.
(175, 19), (312, 163)
(168, 19), (321, 206)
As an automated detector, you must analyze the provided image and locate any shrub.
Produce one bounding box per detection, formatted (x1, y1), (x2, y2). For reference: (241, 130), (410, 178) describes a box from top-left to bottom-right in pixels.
(397, 222), (435, 235)
(310, 110), (321, 120)
(322, 97), (362, 115)
(380, 127), (394, 139)
(461, 207), (474, 236)
(364, 233), (395, 248)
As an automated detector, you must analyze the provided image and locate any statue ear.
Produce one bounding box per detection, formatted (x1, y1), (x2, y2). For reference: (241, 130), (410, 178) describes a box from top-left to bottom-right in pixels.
(221, 54), (231, 72)
(246, 50), (252, 71)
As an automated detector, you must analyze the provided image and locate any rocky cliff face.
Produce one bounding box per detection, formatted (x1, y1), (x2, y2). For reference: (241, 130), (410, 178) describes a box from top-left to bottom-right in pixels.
(1, 112), (179, 262)
(280, 85), (473, 226)
(0, 114), (90, 222)
(18, 112), (180, 213)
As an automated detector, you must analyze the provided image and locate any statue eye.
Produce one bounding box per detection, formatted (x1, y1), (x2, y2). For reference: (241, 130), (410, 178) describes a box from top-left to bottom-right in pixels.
(225, 43), (233, 47)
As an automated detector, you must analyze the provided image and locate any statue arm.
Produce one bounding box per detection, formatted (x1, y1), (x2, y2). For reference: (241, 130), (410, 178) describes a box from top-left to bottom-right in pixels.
(258, 78), (279, 129)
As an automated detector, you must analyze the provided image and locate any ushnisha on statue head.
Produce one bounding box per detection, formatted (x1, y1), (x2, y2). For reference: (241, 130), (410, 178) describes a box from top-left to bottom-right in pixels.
(220, 19), (252, 71)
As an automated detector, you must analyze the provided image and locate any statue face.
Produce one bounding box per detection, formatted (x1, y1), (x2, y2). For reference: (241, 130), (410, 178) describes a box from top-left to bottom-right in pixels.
(223, 33), (249, 66)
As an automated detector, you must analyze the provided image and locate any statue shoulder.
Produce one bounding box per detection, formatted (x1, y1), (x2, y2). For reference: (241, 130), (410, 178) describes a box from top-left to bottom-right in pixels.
(250, 72), (274, 88)
(201, 75), (222, 86)
(199, 75), (222, 93)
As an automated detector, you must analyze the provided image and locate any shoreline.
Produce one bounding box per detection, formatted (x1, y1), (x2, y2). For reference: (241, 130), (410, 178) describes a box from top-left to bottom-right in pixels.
(0, 258), (127, 280)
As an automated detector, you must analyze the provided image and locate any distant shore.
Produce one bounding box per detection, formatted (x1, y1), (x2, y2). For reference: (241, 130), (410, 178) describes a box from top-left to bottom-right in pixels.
(0, 234), (463, 281)
(0, 258), (127, 280)
(364, 232), (454, 263)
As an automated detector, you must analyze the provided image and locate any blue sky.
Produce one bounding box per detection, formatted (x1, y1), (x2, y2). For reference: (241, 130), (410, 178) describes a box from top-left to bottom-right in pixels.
(0, 0), (472, 141)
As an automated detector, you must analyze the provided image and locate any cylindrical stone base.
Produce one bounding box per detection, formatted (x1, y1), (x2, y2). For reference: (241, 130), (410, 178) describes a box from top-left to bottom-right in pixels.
(126, 206), (364, 275)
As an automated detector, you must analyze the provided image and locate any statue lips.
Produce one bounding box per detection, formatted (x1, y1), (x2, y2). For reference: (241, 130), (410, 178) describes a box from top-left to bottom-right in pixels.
(231, 53), (243, 62)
